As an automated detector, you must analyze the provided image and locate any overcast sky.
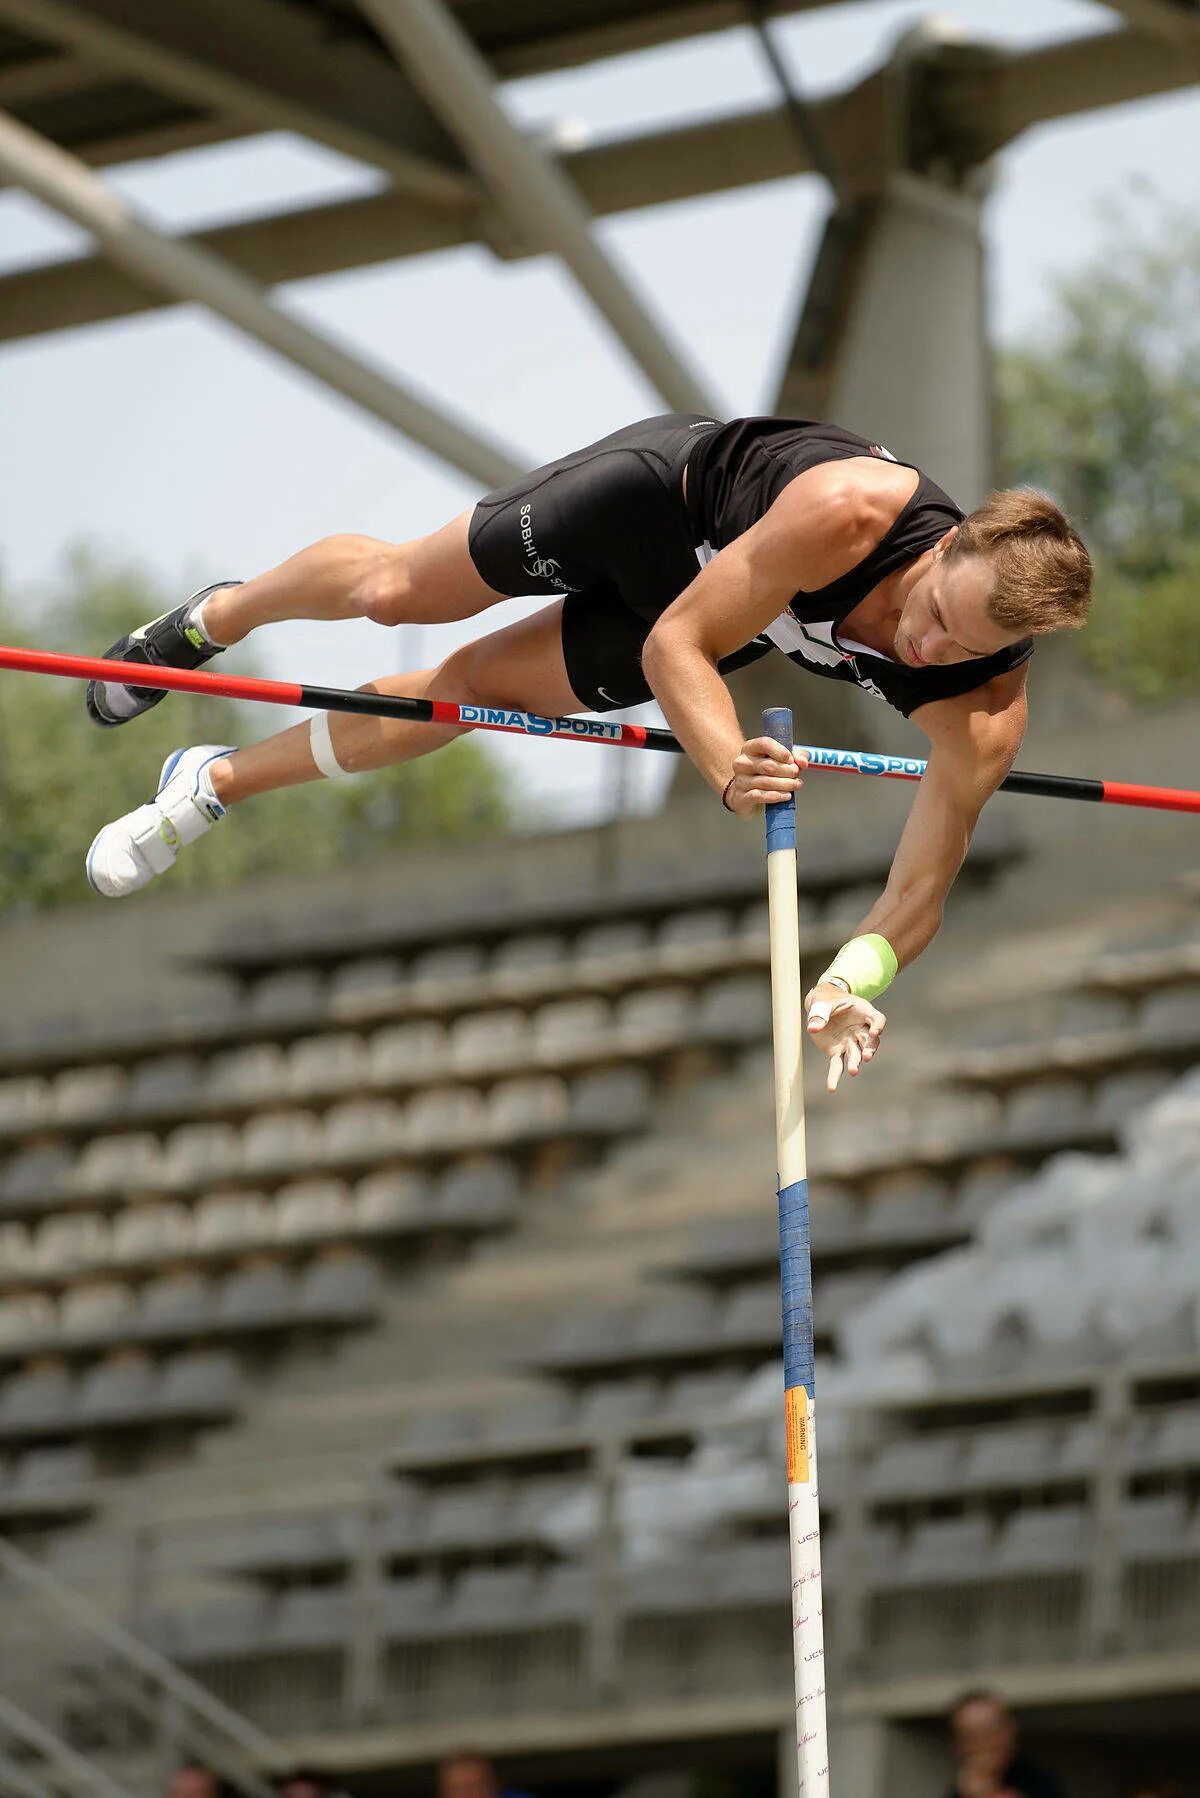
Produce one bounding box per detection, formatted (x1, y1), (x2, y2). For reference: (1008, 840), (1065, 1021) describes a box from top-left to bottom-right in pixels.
(1, 0), (1198, 825)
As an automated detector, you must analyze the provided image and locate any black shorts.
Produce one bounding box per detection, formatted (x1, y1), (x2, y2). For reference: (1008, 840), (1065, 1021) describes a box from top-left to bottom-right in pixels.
(467, 413), (771, 711)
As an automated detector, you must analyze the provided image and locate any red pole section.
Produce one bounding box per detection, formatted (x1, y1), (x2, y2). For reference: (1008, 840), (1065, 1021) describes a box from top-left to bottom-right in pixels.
(3, 642), (1200, 814)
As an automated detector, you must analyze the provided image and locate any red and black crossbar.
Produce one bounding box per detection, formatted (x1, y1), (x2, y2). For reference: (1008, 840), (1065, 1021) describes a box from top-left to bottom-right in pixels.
(1, 642), (1197, 816)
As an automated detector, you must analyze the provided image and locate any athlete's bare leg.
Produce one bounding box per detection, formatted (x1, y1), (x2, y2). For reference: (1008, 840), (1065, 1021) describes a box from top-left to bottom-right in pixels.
(206, 600), (579, 806)
(201, 512), (503, 646)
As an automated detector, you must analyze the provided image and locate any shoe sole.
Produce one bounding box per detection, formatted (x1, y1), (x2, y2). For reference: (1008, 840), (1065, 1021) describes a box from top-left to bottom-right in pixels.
(85, 748), (193, 897)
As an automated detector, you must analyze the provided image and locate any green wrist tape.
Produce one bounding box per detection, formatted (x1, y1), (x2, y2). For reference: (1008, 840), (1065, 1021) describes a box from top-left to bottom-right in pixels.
(821, 933), (898, 1002)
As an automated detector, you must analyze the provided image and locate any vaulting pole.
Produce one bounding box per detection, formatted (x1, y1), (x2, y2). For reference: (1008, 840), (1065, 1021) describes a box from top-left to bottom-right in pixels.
(1, 643), (1199, 815)
(762, 704), (828, 1796)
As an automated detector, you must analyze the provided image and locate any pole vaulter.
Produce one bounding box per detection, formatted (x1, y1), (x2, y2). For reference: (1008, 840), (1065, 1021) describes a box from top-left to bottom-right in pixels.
(2, 644), (1198, 815)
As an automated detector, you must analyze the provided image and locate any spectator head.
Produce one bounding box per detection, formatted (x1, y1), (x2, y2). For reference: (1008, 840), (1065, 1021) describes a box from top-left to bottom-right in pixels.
(949, 1690), (1018, 1775)
(438, 1753), (501, 1798)
(275, 1774), (329, 1798)
(168, 1769), (220, 1798)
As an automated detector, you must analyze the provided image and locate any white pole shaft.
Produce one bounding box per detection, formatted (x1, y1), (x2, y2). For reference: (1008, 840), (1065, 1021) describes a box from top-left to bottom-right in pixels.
(762, 705), (829, 1797)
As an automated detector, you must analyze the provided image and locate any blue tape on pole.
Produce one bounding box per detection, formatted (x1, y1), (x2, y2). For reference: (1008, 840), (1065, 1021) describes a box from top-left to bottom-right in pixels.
(778, 1177), (815, 1394)
(765, 796), (796, 854)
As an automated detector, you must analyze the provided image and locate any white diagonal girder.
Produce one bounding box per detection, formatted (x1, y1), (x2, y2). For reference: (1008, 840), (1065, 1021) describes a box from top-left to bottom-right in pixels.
(0, 104), (522, 488)
(355, 0), (720, 416)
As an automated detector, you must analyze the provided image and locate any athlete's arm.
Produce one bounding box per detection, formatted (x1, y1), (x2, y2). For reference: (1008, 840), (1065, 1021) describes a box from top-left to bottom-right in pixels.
(641, 459), (917, 805)
(849, 663), (1029, 968)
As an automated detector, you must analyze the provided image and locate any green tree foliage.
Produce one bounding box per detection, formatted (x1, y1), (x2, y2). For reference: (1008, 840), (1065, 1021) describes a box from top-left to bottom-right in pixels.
(997, 196), (1200, 701)
(0, 550), (511, 915)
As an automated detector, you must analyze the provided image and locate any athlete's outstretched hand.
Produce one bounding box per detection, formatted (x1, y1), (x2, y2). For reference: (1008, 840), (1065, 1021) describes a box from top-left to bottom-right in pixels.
(724, 738), (808, 818)
(804, 982), (886, 1094)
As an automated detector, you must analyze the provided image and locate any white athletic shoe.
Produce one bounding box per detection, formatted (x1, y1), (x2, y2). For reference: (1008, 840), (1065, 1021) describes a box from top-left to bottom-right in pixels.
(86, 744), (234, 899)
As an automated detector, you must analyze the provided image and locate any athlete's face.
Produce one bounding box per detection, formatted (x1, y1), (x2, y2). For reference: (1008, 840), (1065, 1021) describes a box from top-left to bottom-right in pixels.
(895, 535), (1021, 669)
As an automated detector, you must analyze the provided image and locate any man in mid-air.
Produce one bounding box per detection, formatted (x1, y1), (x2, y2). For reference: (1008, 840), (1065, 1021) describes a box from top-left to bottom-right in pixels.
(84, 413), (1091, 1092)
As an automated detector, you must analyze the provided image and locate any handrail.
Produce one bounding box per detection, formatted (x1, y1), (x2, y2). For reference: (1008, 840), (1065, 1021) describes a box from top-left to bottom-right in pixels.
(0, 1537), (283, 1793)
(0, 1689), (134, 1798)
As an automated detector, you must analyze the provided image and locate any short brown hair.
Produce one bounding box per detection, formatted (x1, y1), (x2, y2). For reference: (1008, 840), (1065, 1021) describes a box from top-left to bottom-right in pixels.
(950, 489), (1091, 635)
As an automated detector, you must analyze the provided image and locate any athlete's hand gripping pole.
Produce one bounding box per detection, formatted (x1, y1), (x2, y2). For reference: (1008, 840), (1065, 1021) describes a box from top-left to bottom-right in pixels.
(762, 705), (829, 1797)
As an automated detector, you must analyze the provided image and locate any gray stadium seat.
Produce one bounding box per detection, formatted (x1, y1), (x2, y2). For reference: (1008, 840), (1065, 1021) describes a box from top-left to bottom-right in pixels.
(58, 1280), (133, 1341)
(1092, 1068), (1174, 1130)
(443, 1564), (538, 1631)
(448, 1008), (531, 1076)
(1003, 1079), (1090, 1145)
(405, 1086), (486, 1151)
(111, 1200), (192, 1263)
(127, 1054), (203, 1114)
(216, 1261), (294, 1328)
(32, 1211), (110, 1273)
(663, 1367), (744, 1419)
(624, 1558), (709, 1614)
(138, 1270), (214, 1335)
(961, 1422), (1059, 1490)
(481, 1390), (573, 1443)
(1057, 990), (1133, 1038)
(50, 1064), (127, 1124)
(246, 967), (325, 1025)
(298, 1252), (379, 1322)
(0, 1363), (74, 1432)
(486, 1075), (569, 1140)
(272, 1585), (351, 1650)
(157, 1349), (238, 1417)
(409, 942), (486, 1001)
(433, 1157), (518, 1224)
(9, 1443), (94, 1496)
(205, 1042), (289, 1105)
(572, 919), (651, 973)
(955, 1158), (1026, 1225)
(816, 1269), (888, 1332)
(1137, 987), (1200, 1044)
(721, 1281), (781, 1346)
(322, 1098), (407, 1162)
(328, 955), (408, 1017)
(1148, 1405), (1200, 1470)
(353, 1169), (430, 1233)
(996, 1505), (1090, 1573)
(176, 1590), (270, 1661)
(194, 1189), (274, 1252)
(636, 1287), (719, 1352)
(242, 1109), (323, 1175)
(425, 1478), (514, 1550)
(0, 1076), (50, 1132)
(286, 1032), (368, 1097)
(862, 1172), (952, 1241)
(274, 1178), (353, 1243)
(160, 1121), (242, 1188)
(898, 1515), (996, 1585)
(512, 1474), (591, 1536)
(577, 1377), (660, 1430)
(368, 1019), (448, 1084)
(695, 974), (772, 1044)
(868, 1434), (963, 1500)
(568, 1067), (651, 1134)
(0, 1292), (54, 1351)
(381, 1573), (445, 1640)
(710, 1538), (790, 1607)
(78, 1352), (156, 1422)
(614, 985), (693, 1053)
(545, 1306), (638, 1365)
(1121, 1493), (1190, 1561)
(532, 1563), (592, 1623)
(655, 908), (735, 972)
(398, 1407), (482, 1457)
(532, 996), (611, 1062)
(73, 1131), (160, 1194)
(491, 932), (569, 989)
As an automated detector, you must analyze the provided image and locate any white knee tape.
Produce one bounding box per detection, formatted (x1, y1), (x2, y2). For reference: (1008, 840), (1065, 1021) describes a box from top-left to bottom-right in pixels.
(309, 711), (348, 778)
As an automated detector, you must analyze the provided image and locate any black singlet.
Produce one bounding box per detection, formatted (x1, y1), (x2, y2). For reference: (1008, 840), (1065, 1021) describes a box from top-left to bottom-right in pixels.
(684, 416), (1034, 715)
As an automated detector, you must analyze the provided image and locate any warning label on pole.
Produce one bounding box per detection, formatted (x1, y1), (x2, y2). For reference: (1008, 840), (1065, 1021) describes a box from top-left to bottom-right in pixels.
(785, 1385), (810, 1484)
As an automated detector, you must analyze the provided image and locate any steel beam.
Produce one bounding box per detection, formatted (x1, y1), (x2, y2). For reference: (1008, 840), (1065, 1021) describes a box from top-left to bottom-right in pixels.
(1, 25), (1197, 349)
(0, 0), (475, 206)
(356, 0), (719, 414)
(0, 105), (521, 488)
